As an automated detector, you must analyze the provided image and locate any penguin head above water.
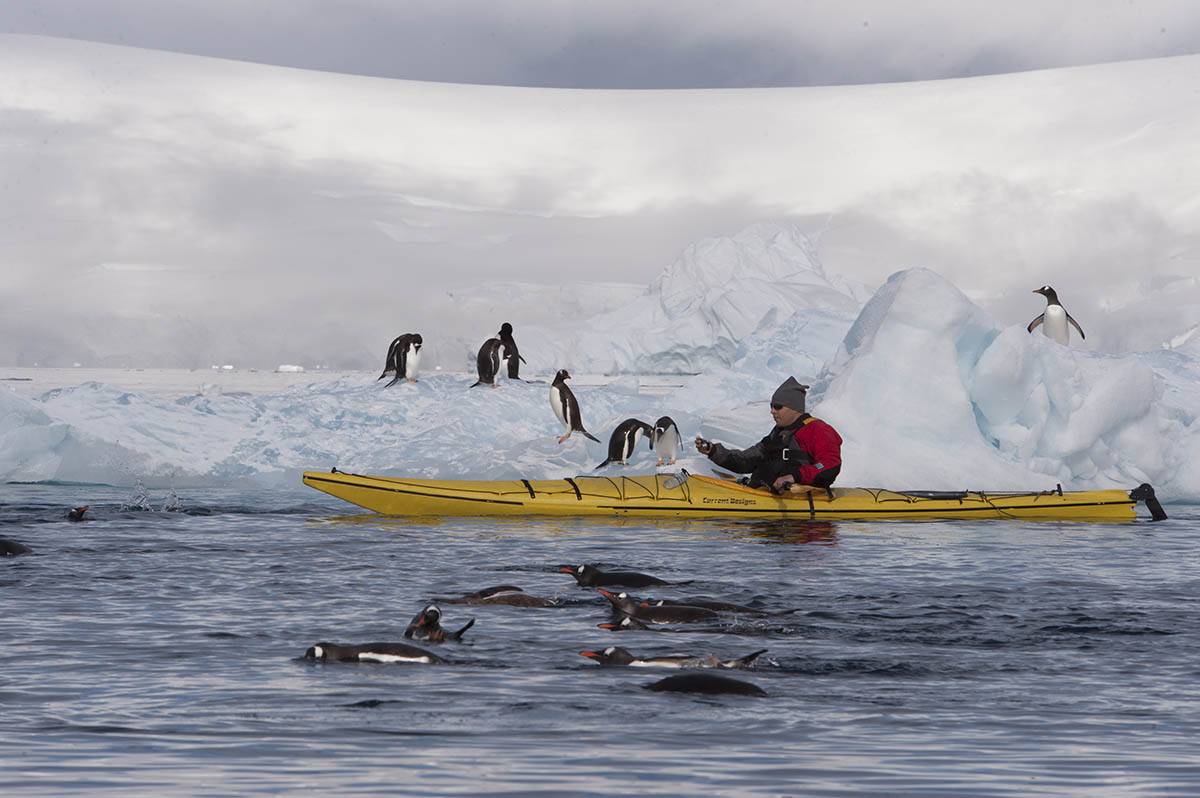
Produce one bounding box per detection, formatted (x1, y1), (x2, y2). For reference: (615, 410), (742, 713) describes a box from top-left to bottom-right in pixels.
(597, 588), (639, 613)
(404, 604), (442, 636)
(580, 646), (635, 665)
(597, 615), (650, 631)
(561, 564), (597, 585)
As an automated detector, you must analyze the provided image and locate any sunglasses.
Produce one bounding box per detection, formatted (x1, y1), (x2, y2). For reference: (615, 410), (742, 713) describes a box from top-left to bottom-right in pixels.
(770, 403), (783, 411)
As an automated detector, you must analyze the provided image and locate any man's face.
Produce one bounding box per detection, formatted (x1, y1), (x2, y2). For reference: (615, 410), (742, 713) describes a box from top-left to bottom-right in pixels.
(770, 403), (803, 426)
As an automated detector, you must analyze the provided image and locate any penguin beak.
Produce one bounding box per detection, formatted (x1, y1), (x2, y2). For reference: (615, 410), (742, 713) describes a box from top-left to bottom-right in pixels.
(559, 566), (576, 575)
(405, 608), (431, 632)
(580, 650), (603, 660)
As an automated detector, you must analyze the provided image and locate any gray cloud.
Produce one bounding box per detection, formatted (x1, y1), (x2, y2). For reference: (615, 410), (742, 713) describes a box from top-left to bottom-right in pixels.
(5, 0), (1200, 88)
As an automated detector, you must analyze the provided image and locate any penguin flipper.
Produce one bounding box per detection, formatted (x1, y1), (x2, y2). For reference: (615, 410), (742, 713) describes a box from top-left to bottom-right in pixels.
(449, 619), (475, 641)
(1067, 313), (1086, 340)
(583, 431), (601, 443)
(594, 459), (614, 471)
(1027, 314), (1044, 333)
(384, 374), (403, 388)
(379, 339), (400, 378)
(722, 648), (768, 668)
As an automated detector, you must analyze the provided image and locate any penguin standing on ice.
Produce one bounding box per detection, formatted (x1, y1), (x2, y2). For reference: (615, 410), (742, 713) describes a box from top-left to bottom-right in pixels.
(497, 322), (526, 380)
(1028, 286), (1085, 346)
(550, 369), (600, 444)
(652, 416), (681, 466)
(595, 418), (654, 469)
(471, 338), (504, 388)
(378, 333), (423, 386)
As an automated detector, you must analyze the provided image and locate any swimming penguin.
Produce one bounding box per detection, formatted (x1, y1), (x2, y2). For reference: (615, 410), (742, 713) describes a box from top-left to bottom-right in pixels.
(1028, 286), (1086, 345)
(1, 538), (32, 556)
(644, 597), (779, 615)
(597, 589), (718, 623)
(433, 585), (561, 607)
(595, 419), (654, 469)
(403, 604), (475, 643)
(597, 615), (652, 631)
(561, 564), (673, 588)
(67, 505), (88, 522)
(471, 338), (504, 388)
(644, 673), (767, 696)
(497, 322), (526, 380)
(580, 645), (767, 669)
(302, 641), (447, 664)
(378, 332), (423, 386)
(652, 416), (682, 466)
(550, 369), (600, 443)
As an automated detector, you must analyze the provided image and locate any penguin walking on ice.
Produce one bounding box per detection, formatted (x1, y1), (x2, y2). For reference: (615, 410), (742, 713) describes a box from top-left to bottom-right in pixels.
(1028, 286), (1085, 346)
(471, 338), (504, 388)
(497, 322), (526, 380)
(550, 369), (600, 443)
(595, 418), (654, 469)
(652, 416), (681, 466)
(378, 333), (423, 386)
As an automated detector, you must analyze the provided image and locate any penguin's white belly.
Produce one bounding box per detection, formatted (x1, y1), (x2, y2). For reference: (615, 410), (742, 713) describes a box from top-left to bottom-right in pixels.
(405, 345), (421, 378)
(657, 430), (680, 462)
(1042, 305), (1070, 345)
(550, 386), (570, 429)
(359, 652), (434, 664)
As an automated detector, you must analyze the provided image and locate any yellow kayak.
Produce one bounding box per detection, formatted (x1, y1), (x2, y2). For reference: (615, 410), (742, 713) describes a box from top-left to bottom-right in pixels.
(301, 469), (1166, 522)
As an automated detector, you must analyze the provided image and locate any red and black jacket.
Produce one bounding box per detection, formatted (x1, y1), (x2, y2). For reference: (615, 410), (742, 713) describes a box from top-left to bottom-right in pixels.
(708, 414), (843, 489)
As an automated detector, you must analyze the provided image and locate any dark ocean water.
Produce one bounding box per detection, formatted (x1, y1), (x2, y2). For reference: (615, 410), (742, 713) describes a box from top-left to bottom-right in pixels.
(2, 483), (1198, 797)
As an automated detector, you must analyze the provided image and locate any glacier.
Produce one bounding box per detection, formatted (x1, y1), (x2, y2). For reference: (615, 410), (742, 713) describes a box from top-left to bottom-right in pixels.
(2, 226), (1197, 502)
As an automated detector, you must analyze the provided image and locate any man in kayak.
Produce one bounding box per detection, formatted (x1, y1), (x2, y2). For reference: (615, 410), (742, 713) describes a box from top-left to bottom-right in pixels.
(694, 377), (842, 493)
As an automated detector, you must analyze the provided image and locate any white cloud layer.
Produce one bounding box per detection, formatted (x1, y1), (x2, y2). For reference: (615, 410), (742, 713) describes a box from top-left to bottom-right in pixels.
(0, 34), (1197, 368)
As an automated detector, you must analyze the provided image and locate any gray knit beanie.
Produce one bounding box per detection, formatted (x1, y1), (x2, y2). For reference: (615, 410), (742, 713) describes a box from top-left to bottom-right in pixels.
(771, 377), (809, 412)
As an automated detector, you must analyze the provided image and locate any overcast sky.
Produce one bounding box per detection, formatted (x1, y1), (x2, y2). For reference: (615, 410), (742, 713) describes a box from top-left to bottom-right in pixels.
(6, 0), (1200, 88)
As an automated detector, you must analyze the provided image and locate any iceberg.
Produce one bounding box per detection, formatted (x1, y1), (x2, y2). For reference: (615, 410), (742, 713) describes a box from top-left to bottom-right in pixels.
(2, 250), (1197, 501)
(508, 223), (869, 376)
(810, 269), (1198, 498)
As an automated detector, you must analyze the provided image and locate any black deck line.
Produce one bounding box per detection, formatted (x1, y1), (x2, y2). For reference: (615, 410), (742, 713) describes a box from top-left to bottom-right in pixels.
(304, 475), (527, 507)
(594, 498), (1136, 515)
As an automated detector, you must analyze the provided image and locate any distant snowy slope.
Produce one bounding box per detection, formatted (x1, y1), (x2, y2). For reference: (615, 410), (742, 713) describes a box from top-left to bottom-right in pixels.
(3, 35), (1200, 368)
